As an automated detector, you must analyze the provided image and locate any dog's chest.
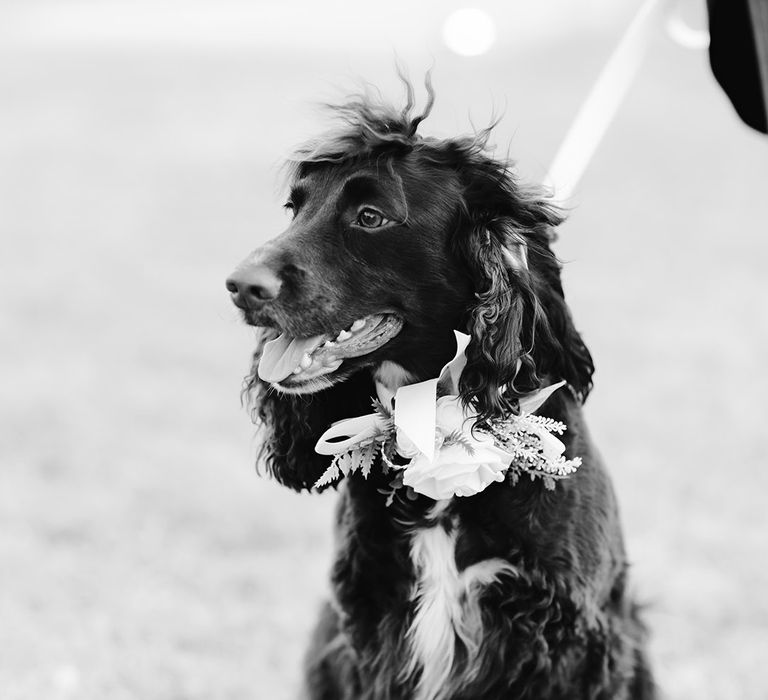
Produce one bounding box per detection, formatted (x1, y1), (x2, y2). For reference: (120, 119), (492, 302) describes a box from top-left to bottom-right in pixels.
(400, 507), (518, 700)
(331, 489), (518, 699)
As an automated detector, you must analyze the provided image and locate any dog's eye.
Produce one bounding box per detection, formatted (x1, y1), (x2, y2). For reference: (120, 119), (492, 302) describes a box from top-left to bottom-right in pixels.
(355, 207), (390, 228)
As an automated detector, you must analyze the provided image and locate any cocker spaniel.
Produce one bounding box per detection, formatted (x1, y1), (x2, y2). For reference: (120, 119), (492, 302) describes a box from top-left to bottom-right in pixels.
(226, 80), (654, 700)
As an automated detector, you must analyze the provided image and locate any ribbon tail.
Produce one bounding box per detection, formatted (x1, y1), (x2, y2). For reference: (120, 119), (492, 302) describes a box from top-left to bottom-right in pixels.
(315, 414), (383, 456)
(519, 380), (566, 415)
(442, 331), (471, 394)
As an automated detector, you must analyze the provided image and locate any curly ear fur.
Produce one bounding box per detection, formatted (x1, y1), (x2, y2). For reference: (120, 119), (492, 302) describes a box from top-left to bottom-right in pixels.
(457, 176), (594, 425)
(244, 332), (377, 492)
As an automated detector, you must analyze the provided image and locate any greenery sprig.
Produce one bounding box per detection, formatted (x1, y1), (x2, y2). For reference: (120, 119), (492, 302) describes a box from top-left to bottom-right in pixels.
(484, 414), (582, 491)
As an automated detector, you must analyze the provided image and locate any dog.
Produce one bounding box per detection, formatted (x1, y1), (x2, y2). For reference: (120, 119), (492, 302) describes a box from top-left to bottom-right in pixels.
(226, 80), (655, 700)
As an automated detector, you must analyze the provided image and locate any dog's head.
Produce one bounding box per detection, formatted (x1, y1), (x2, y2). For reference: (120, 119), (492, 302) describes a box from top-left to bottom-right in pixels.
(228, 80), (593, 490)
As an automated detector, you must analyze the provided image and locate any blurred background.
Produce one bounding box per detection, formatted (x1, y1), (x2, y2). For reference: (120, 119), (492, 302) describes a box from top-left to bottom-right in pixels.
(1, 0), (767, 698)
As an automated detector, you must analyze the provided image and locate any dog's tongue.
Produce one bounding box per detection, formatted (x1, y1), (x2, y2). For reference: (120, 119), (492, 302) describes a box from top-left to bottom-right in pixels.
(258, 332), (326, 383)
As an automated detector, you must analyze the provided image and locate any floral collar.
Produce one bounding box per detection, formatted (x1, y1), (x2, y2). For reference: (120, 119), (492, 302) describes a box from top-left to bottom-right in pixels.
(314, 331), (581, 503)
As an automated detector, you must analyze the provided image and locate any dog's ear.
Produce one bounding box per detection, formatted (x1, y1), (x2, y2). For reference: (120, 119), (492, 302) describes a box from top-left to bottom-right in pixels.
(243, 331), (376, 492)
(457, 189), (594, 423)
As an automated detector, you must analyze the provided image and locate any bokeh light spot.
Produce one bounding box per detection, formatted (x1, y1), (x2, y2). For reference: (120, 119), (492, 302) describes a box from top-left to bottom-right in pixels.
(442, 8), (496, 57)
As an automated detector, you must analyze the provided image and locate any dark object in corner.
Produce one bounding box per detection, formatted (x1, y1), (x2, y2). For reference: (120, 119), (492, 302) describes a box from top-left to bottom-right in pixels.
(708, 0), (768, 133)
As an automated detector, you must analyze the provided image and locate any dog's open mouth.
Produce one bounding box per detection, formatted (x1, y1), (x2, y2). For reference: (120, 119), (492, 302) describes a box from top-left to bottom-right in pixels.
(258, 313), (403, 388)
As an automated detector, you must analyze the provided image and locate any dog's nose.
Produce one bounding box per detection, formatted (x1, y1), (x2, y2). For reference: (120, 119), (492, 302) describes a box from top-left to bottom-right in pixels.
(226, 264), (283, 307)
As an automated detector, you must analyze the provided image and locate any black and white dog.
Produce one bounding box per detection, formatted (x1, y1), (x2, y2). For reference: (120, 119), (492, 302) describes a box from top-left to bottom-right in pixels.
(227, 85), (654, 700)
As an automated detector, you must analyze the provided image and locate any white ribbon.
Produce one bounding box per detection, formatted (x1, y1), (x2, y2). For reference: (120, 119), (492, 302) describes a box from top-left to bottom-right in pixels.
(519, 378), (566, 415)
(314, 413), (388, 456)
(315, 382), (393, 456)
(392, 330), (470, 462)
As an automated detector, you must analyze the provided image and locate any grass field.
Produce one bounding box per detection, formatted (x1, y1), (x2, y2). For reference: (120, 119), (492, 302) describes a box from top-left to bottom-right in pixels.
(2, 3), (767, 698)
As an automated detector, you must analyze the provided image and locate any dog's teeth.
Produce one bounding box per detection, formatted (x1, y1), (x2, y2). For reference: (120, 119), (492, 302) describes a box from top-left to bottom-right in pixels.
(323, 340), (335, 348)
(300, 353), (313, 370)
(337, 330), (352, 342)
(350, 319), (366, 332)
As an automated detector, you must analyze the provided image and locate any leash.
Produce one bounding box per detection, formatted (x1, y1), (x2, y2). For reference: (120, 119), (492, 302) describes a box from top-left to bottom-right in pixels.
(543, 0), (677, 204)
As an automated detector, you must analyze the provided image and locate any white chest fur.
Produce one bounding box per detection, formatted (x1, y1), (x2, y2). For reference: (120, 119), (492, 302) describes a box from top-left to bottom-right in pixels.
(402, 506), (519, 700)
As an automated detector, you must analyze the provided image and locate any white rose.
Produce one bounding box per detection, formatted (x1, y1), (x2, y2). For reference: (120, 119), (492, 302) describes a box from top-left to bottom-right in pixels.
(401, 434), (512, 500)
(395, 393), (515, 500)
